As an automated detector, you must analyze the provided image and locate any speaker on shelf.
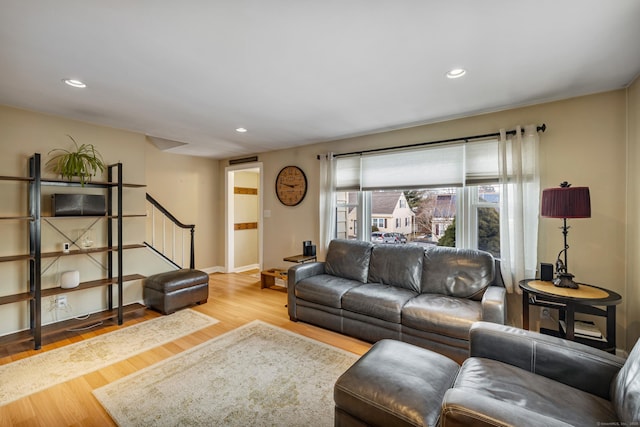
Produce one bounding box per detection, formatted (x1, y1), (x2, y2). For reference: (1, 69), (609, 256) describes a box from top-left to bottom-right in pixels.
(52, 194), (106, 216)
(540, 263), (554, 282)
(302, 240), (316, 256)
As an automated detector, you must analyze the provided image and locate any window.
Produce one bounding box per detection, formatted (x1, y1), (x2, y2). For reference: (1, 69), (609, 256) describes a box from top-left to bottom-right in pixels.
(338, 187), (500, 256)
(372, 218), (386, 229)
(333, 139), (502, 255)
(336, 192), (360, 240)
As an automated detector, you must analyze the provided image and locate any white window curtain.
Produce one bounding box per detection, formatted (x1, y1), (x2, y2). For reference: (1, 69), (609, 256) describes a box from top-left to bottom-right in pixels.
(498, 125), (540, 293)
(319, 153), (336, 256)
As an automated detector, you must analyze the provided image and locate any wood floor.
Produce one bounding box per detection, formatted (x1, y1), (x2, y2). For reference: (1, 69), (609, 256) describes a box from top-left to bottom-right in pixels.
(0, 272), (371, 427)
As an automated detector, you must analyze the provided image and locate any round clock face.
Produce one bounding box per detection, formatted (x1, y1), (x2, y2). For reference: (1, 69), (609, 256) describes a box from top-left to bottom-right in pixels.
(275, 166), (307, 206)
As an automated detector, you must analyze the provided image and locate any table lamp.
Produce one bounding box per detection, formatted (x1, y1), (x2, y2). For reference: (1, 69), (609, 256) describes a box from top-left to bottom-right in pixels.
(540, 181), (591, 288)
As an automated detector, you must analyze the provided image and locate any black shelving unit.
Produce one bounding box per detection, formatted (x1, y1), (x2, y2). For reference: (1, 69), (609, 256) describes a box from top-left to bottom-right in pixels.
(0, 153), (146, 350)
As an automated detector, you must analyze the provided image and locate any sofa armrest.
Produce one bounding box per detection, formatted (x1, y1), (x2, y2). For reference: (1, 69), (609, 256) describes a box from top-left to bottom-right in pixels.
(287, 262), (325, 321)
(481, 286), (506, 324)
(441, 388), (572, 427)
(287, 261), (325, 287)
(469, 322), (625, 399)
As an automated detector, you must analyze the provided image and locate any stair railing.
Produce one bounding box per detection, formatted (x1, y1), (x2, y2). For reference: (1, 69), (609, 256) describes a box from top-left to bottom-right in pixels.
(145, 193), (195, 269)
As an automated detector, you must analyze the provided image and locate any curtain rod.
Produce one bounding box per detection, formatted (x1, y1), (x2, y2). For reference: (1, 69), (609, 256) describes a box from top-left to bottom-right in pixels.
(321, 123), (546, 159)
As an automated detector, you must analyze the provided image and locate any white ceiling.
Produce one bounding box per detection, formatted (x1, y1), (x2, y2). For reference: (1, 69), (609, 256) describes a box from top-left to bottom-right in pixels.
(1, 1), (639, 159)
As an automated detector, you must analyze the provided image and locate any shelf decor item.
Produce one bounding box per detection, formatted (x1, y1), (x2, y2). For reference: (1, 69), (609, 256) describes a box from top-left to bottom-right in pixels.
(46, 135), (105, 186)
(60, 270), (80, 289)
(540, 181), (591, 289)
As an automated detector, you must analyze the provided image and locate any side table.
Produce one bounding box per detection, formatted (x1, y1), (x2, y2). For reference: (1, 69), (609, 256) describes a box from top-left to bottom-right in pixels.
(283, 254), (317, 263)
(519, 279), (622, 353)
(260, 268), (287, 289)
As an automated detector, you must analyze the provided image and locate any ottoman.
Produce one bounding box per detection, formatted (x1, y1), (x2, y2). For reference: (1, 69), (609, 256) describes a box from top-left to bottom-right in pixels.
(143, 269), (209, 314)
(334, 339), (459, 427)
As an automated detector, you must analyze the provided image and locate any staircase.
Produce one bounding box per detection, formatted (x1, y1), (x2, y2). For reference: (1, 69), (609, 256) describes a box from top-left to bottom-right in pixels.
(145, 193), (195, 269)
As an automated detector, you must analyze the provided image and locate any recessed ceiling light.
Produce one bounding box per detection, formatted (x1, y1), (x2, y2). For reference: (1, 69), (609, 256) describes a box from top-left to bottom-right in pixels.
(446, 68), (466, 79)
(63, 78), (87, 88)
(236, 127), (247, 133)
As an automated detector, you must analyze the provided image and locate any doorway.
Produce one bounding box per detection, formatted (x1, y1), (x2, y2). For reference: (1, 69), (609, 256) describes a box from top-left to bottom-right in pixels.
(225, 163), (263, 273)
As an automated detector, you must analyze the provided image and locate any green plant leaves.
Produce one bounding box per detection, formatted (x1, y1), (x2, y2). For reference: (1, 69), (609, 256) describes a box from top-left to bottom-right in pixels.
(46, 135), (105, 186)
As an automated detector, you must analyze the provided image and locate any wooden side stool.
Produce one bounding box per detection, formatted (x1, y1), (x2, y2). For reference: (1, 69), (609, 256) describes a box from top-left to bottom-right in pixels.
(260, 268), (288, 289)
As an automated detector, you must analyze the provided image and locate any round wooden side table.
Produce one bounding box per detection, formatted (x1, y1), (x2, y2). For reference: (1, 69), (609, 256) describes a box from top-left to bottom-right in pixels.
(519, 279), (622, 353)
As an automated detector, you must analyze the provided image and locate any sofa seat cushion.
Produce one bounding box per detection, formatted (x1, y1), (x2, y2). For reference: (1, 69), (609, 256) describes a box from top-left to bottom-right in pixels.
(402, 294), (481, 340)
(335, 339), (459, 427)
(343, 283), (418, 323)
(295, 274), (362, 308)
(444, 357), (618, 426)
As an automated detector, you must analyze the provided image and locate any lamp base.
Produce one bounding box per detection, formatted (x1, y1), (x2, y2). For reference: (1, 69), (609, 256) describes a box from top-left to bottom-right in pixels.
(553, 273), (579, 289)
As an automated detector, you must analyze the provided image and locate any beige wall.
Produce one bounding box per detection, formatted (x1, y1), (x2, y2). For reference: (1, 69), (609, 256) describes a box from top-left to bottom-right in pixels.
(0, 105), (221, 337)
(144, 140), (219, 270)
(229, 90), (635, 350)
(0, 106), (147, 335)
(626, 76), (640, 348)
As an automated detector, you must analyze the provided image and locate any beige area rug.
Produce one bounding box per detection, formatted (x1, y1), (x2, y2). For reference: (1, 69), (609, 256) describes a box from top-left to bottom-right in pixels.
(0, 309), (218, 407)
(93, 320), (359, 426)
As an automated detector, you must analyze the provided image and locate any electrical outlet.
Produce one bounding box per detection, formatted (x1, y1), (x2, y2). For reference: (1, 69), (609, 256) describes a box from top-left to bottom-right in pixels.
(56, 295), (67, 308)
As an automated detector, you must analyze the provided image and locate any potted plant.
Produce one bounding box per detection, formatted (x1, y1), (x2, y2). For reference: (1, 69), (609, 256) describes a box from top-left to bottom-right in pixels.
(46, 135), (105, 186)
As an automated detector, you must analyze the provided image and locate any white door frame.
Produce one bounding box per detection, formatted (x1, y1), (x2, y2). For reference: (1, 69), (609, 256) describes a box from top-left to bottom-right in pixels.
(225, 162), (264, 273)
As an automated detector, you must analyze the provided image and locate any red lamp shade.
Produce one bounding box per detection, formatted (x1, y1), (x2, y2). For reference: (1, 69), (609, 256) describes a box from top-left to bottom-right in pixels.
(541, 186), (591, 218)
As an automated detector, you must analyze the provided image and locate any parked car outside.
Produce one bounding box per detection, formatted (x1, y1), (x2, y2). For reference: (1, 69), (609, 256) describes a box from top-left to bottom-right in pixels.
(371, 232), (397, 243)
(371, 232), (384, 243)
(394, 233), (407, 243)
(382, 232), (397, 243)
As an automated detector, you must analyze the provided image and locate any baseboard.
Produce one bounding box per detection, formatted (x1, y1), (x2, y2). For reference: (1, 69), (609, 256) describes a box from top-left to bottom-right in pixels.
(199, 266), (225, 274)
(233, 264), (260, 273)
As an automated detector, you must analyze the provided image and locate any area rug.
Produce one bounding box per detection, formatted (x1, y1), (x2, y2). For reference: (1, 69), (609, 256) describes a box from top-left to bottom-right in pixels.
(0, 309), (218, 407)
(93, 320), (359, 426)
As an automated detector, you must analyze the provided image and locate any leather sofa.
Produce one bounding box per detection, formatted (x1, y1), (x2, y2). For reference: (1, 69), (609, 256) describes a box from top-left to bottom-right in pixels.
(287, 239), (506, 363)
(334, 322), (639, 426)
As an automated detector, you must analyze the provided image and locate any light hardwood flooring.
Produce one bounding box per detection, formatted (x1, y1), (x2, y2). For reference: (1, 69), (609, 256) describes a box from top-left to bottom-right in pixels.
(0, 272), (371, 427)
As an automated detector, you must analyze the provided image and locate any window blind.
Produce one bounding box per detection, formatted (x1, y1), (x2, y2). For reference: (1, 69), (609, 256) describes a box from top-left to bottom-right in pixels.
(335, 139), (499, 190)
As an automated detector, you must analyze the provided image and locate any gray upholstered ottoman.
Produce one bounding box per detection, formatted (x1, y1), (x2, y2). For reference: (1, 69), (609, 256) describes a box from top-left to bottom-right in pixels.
(334, 339), (459, 427)
(143, 269), (209, 314)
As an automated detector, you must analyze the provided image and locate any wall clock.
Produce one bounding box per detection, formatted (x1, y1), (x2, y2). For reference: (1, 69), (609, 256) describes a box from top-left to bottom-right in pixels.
(275, 165), (307, 206)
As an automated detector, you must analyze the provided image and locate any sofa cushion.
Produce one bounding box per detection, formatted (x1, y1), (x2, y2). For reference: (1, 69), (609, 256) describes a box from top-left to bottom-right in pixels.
(367, 244), (424, 292)
(342, 283), (418, 323)
(611, 336), (640, 424)
(335, 340), (459, 427)
(421, 246), (494, 298)
(402, 294), (482, 340)
(295, 274), (362, 308)
(325, 239), (373, 283)
(445, 357), (618, 426)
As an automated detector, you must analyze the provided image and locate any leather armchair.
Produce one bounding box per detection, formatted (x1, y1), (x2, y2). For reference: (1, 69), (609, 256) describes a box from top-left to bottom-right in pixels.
(442, 322), (638, 426)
